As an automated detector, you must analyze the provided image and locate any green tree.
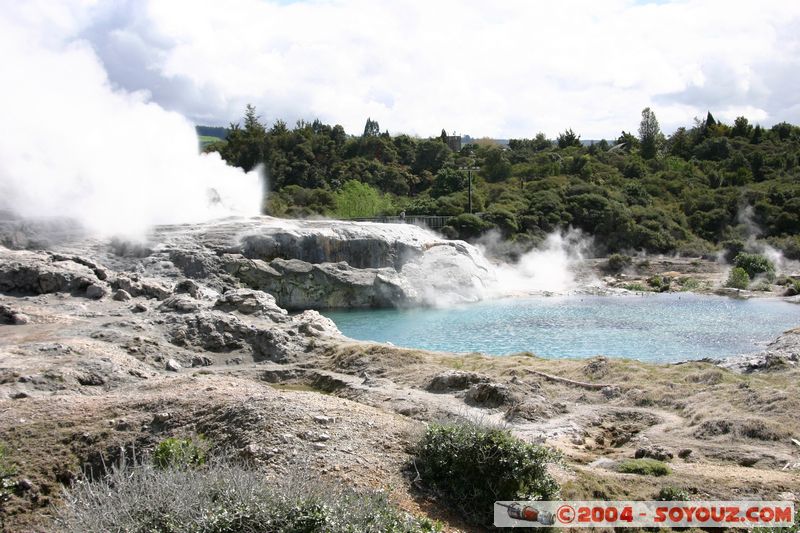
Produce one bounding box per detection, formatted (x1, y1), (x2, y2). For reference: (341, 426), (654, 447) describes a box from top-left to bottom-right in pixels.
(617, 130), (640, 151)
(221, 104), (267, 172)
(334, 180), (392, 218)
(362, 117), (380, 137)
(638, 107), (663, 159)
(431, 168), (467, 198)
(412, 139), (451, 175)
(557, 128), (581, 149)
(732, 116), (753, 138)
(481, 147), (512, 182)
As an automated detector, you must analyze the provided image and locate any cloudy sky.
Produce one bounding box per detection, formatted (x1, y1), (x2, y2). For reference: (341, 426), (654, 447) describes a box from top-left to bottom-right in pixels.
(6, 0), (800, 140)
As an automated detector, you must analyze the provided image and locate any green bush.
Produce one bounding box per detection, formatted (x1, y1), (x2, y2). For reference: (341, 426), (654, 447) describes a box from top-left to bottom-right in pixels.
(449, 213), (493, 240)
(482, 208), (519, 237)
(769, 235), (800, 261)
(721, 239), (746, 263)
(656, 486), (689, 501)
(0, 443), (17, 503)
(334, 180), (394, 218)
(753, 280), (773, 292)
(647, 275), (670, 292)
(733, 252), (775, 281)
(56, 458), (439, 533)
(725, 267), (750, 289)
(603, 253), (632, 274)
(618, 458), (671, 476)
(153, 437), (207, 469)
(414, 421), (559, 527)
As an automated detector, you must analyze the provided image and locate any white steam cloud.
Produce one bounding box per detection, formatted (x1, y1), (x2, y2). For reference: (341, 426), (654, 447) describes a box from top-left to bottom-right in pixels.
(490, 230), (593, 296)
(736, 205), (796, 273)
(0, 3), (262, 239)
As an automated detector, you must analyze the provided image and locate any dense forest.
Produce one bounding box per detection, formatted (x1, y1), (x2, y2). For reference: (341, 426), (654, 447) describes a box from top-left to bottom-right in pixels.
(203, 106), (800, 258)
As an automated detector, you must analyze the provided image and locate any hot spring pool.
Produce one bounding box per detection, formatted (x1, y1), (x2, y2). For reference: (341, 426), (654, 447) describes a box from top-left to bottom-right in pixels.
(321, 294), (800, 362)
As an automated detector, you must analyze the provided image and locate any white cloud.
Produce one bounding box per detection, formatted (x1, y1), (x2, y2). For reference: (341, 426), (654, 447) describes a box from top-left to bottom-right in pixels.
(5, 0), (800, 144)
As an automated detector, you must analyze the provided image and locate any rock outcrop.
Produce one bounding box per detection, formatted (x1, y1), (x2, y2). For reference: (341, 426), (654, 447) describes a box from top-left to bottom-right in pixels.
(223, 256), (415, 309)
(0, 249), (100, 295)
(719, 327), (800, 372)
(1, 216), (493, 310)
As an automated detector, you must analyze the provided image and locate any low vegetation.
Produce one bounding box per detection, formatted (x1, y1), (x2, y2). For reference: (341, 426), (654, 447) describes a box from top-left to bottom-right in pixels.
(733, 252), (776, 281)
(655, 486), (690, 501)
(56, 446), (439, 533)
(413, 420), (559, 527)
(617, 458), (671, 476)
(0, 443), (16, 505)
(603, 253), (632, 273)
(725, 267), (751, 289)
(153, 436), (207, 469)
(647, 275), (671, 292)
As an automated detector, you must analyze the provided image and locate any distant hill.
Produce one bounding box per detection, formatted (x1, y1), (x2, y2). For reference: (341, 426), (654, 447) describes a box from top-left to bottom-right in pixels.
(196, 125), (228, 139)
(196, 125), (228, 150)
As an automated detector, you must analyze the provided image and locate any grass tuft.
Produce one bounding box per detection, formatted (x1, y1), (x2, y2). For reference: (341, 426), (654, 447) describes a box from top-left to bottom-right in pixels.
(618, 458), (671, 476)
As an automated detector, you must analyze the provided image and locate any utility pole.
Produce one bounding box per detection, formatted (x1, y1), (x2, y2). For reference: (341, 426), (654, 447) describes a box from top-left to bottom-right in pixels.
(459, 165), (480, 214)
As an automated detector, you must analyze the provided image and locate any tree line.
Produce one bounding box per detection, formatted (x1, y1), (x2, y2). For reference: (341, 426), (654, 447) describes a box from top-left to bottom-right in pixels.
(204, 105), (800, 258)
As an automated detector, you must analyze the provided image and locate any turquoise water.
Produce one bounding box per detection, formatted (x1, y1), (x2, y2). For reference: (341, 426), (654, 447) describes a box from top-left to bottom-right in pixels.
(321, 294), (800, 362)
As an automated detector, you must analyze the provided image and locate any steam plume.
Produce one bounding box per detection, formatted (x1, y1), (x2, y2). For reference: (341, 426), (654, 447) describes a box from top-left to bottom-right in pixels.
(0, 4), (261, 239)
(490, 230), (592, 295)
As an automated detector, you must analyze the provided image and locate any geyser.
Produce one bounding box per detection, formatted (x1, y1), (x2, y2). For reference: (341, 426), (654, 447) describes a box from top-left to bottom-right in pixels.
(0, 3), (262, 239)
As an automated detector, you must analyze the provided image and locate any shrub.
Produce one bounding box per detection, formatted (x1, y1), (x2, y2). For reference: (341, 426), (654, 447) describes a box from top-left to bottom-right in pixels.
(678, 277), (700, 291)
(153, 437), (207, 469)
(0, 443), (16, 503)
(656, 486), (689, 501)
(414, 421), (559, 527)
(785, 279), (800, 296)
(334, 180), (394, 219)
(721, 239), (746, 263)
(676, 238), (717, 259)
(753, 280), (773, 292)
(56, 458), (439, 533)
(449, 213), (492, 240)
(603, 253), (632, 274)
(482, 208), (519, 237)
(647, 275), (670, 292)
(725, 267), (750, 289)
(733, 252), (775, 281)
(618, 458), (670, 476)
(768, 235), (800, 261)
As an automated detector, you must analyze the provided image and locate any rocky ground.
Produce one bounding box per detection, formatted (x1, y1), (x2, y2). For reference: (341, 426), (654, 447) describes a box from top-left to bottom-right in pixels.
(0, 217), (799, 532)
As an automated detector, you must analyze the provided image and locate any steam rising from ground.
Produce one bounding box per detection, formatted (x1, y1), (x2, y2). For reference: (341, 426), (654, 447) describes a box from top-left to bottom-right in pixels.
(489, 230), (592, 296)
(0, 4), (261, 239)
(408, 228), (593, 306)
(735, 205), (797, 272)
